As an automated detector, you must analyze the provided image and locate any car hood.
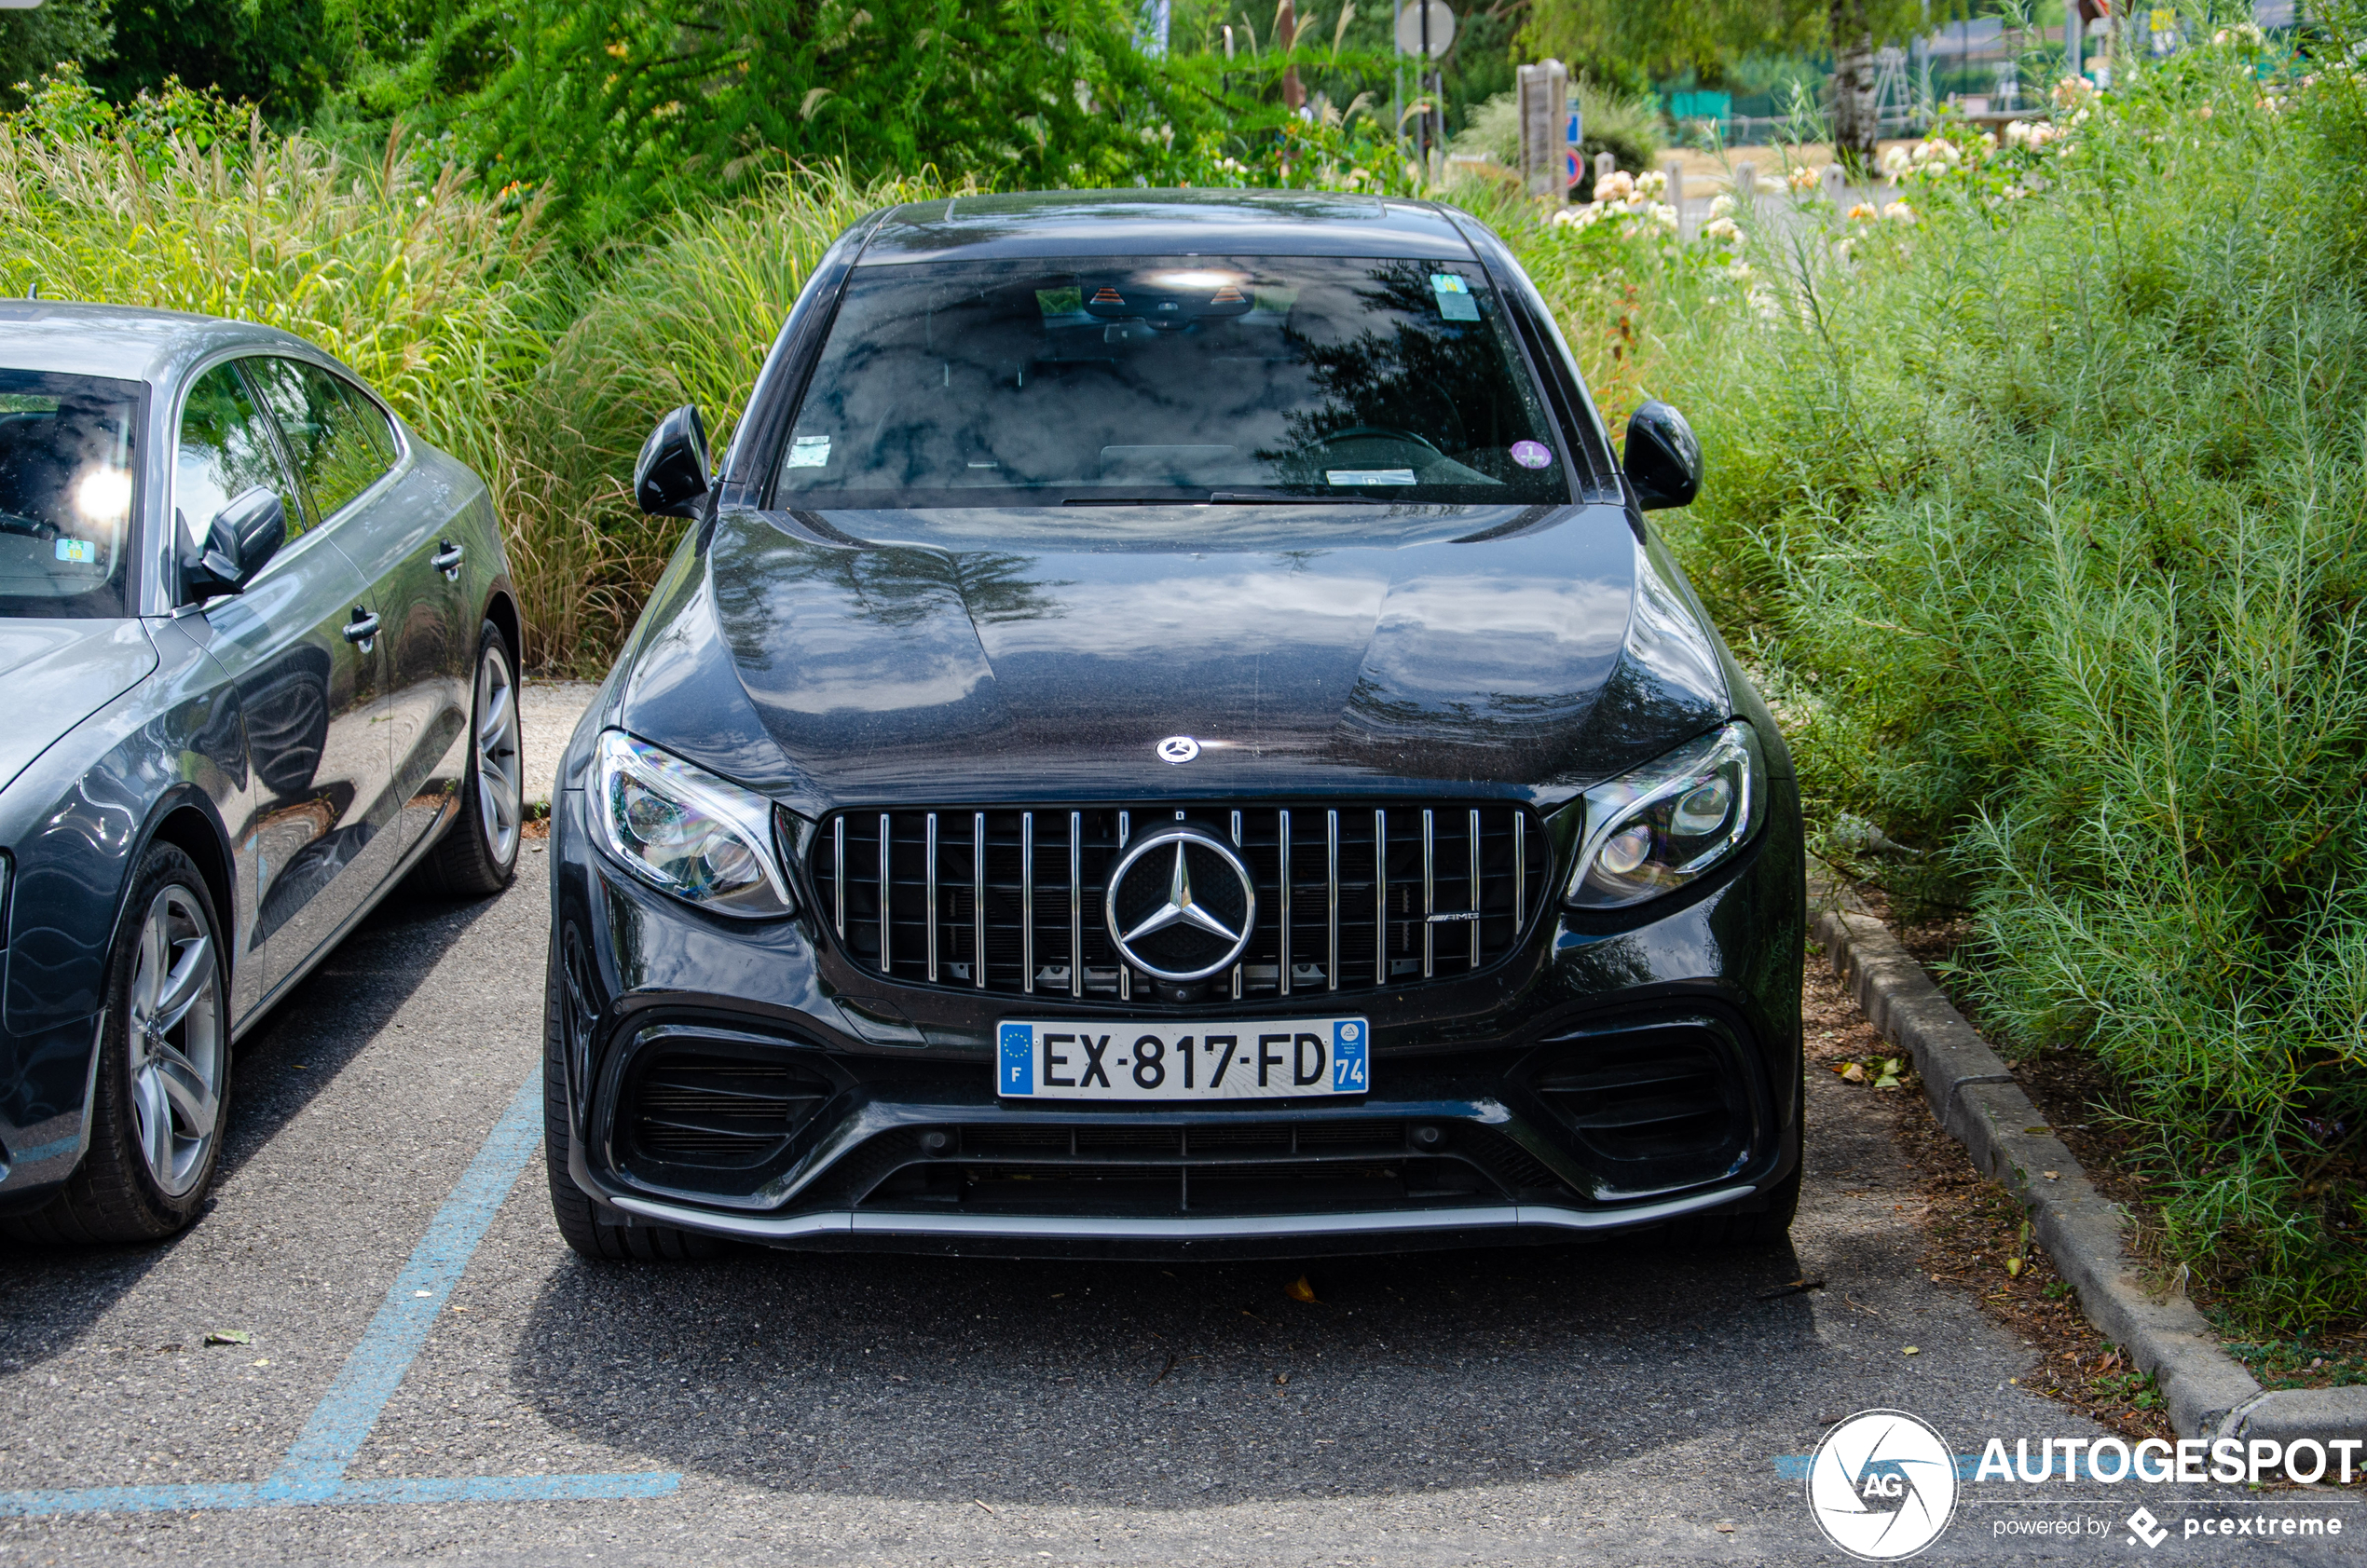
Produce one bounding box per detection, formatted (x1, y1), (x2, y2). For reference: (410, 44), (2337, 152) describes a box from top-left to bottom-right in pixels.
(0, 619), (157, 798)
(617, 504), (1729, 811)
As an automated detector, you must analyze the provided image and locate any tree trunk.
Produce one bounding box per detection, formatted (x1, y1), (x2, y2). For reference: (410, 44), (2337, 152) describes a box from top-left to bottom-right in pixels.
(1279, 0), (1305, 113)
(1829, 0), (1880, 173)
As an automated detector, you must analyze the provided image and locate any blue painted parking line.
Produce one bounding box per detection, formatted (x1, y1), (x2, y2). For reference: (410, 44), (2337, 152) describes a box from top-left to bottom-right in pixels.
(0, 1073), (682, 1517)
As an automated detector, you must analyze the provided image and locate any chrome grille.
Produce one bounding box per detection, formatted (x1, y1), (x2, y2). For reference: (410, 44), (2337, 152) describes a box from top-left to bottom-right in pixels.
(812, 803), (1552, 1000)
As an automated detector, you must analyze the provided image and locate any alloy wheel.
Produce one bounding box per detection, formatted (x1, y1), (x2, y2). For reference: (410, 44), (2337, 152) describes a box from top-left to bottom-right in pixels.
(476, 643), (523, 866)
(126, 885), (223, 1198)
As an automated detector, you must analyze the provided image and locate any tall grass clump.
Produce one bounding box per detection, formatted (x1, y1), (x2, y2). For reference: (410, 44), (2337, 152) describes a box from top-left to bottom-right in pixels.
(507, 167), (951, 665)
(0, 72), (566, 643)
(1649, 27), (2367, 1331)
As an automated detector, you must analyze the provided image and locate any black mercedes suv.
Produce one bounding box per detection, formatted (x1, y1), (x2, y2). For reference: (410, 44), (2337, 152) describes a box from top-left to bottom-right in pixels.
(543, 189), (1804, 1261)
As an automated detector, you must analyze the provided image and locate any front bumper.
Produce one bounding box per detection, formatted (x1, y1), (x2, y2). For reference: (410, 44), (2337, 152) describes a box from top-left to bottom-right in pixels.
(550, 782), (1803, 1260)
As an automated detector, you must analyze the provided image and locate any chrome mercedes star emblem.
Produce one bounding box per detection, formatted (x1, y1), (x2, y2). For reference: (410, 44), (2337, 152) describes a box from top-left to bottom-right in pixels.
(1156, 735), (1199, 764)
(1103, 825), (1256, 982)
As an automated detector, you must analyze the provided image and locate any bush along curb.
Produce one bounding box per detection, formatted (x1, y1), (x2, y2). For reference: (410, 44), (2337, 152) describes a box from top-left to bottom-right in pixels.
(1810, 892), (2367, 1445)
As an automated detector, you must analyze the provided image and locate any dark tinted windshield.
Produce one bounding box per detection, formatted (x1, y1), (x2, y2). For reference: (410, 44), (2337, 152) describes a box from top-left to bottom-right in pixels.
(777, 255), (1569, 507)
(0, 370), (140, 619)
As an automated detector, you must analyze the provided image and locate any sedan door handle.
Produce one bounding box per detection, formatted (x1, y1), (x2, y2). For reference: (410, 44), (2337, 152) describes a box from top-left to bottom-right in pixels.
(342, 607), (381, 651)
(431, 541), (464, 581)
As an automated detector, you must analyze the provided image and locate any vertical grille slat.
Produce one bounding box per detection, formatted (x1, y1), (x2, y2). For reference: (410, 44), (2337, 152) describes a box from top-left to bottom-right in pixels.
(1068, 811), (1084, 1000)
(815, 800), (1548, 1002)
(1022, 811), (1036, 994)
(1278, 809), (1293, 997)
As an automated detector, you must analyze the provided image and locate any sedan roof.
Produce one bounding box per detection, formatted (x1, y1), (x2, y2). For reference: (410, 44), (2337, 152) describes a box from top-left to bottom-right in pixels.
(0, 301), (314, 385)
(856, 188), (1480, 264)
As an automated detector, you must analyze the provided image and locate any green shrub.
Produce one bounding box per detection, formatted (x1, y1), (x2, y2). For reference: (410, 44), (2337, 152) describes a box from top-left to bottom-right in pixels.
(1650, 39), (2367, 1330)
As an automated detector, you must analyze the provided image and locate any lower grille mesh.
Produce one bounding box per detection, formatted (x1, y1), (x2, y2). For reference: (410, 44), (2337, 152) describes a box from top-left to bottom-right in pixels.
(624, 1052), (831, 1169)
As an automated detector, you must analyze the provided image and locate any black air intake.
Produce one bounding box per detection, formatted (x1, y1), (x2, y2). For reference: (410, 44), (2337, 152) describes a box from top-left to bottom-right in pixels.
(623, 1051), (831, 1170)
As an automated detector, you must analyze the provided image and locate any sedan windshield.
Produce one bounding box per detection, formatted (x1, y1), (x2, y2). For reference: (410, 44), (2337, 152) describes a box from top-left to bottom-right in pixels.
(777, 254), (1570, 508)
(0, 369), (140, 618)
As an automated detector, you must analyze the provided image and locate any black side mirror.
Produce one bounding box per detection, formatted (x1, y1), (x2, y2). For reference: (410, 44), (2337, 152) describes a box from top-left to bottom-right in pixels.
(1622, 401), (1703, 511)
(635, 404), (712, 519)
(183, 485), (287, 602)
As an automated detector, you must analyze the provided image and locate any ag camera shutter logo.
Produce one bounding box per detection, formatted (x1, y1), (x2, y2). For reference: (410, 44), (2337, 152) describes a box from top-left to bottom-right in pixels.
(1807, 1409), (1959, 1561)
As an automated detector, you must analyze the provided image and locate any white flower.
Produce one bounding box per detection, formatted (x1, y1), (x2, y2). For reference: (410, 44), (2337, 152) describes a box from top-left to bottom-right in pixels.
(1723, 258), (1754, 280)
(1594, 170), (1636, 202)
(1709, 191), (1737, 218)
(1703, 215), (1741, 242)
(1786, 165), (1822, 192)
(1879, 144), (1912, 176)
(1846, 201), (1877, 220)
(1649, 201), (1678, 227)
(1881, 199), (1916, 223)
(1636, 169), (1668, 198)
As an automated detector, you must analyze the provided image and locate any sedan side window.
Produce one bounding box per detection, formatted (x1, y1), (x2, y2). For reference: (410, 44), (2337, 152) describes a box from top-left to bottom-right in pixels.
(175, 363), (302, 560)
(246, 358), (395, 527)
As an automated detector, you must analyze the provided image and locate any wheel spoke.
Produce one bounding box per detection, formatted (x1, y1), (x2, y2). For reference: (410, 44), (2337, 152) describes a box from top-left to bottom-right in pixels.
(136, 1064), (174, 1178)
(133, 913), (169, 1020)
(151, 934), (213, 1034)
(148, 1041), (219, 1139)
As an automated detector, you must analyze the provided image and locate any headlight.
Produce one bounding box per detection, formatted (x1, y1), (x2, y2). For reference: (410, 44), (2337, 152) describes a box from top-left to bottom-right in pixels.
(595, 730), (796, 918)
(1566, 721), (1763, 909)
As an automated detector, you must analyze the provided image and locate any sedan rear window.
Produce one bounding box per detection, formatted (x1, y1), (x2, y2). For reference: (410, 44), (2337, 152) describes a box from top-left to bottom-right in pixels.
(776, 255), (1570, 508)
(0, 370), (140, 619)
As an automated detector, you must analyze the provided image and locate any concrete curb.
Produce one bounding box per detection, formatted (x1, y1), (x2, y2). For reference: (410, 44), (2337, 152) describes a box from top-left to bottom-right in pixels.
(1809, 893), (2367, 1443)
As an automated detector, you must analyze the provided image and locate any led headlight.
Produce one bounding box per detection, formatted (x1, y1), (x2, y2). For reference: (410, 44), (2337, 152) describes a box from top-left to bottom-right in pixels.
(595, 730), (796, 918)
(1566, 721), (1764, 909)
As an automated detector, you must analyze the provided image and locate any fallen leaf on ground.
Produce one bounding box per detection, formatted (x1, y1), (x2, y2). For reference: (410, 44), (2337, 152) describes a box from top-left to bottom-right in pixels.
(2005, 1258), (2025, 1277)
(1840, 1063), (1868, 1083)
(1285, 1275), (1320, 1304)
(1903, 1345), (1921, 1356)
(203, 1330), (252, 1347)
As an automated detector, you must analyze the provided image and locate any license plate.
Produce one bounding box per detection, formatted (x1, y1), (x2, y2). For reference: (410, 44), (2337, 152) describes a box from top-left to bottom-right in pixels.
(996, 1018), (1370, 1101)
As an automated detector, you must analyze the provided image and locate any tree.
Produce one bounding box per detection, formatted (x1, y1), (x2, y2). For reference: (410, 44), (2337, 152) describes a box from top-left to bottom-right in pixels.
(0, 0), (114, 108)
(1520, 0), (1823, 91)
(87, 0), (350, 116)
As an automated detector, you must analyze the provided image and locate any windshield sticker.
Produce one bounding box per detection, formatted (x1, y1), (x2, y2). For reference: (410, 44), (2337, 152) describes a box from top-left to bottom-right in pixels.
(54, 538), (97, 564)
(1511, 441), (1554, 470)
(1430, 273), (1481, 321)
(787, 435), (831, 469)
(1325, 469), (1418, 486)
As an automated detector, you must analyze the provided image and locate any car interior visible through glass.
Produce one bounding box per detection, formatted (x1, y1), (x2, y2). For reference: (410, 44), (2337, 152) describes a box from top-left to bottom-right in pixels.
(0, 370), (140, 617)
(776, 254), (1572, 509)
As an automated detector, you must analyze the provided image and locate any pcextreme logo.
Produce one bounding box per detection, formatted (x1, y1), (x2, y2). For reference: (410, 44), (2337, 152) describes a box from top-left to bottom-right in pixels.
(1806, 1410), (1960, 1561)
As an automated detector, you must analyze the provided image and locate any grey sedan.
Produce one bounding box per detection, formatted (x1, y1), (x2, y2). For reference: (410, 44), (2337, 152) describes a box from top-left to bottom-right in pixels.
(0, 302), (524, 1241)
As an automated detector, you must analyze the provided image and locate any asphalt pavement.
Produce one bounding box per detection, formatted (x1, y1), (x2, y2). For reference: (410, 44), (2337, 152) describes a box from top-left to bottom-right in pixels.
(1, 775), (2357, 1562)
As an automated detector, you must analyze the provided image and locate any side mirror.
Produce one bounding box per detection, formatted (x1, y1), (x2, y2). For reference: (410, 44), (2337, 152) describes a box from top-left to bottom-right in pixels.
(635, 404), (712, 519)
(1622, 401), (1703, 511)
(183, 486), (287, 602)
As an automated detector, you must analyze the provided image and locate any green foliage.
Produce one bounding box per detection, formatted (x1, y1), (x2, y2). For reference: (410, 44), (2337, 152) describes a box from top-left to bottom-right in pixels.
(1522, 0), (1823, 89)
(0, 0), (113, 112)
(388, 0), (1200, 242)
(1649, 38), (2367, 1331)
(89, 0), (349, 117)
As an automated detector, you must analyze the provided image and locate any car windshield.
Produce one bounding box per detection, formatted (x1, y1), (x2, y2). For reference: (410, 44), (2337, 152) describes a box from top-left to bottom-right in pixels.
(776, 254), (1570, 508)
(0, 369), (140, 618)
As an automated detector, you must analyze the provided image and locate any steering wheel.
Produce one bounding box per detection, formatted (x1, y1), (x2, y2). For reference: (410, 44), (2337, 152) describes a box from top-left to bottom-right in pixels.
(0, 511), (58, 541)
(1309, 425), (1442, 455)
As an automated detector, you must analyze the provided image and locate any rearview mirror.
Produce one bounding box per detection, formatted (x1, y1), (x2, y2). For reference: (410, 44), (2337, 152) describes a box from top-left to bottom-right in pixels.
(183, 485), (287, 602)
(635, 404), (712, 519)
(1622, 401), (1703, 511)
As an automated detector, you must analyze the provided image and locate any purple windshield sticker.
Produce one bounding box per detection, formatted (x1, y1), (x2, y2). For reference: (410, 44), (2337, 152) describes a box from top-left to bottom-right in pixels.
(1511, 440), (1554, 470)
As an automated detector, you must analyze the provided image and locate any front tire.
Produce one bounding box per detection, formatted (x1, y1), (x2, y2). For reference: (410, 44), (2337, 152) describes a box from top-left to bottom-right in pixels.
(542, 935), (719, 1261)
(1, 845), (230, 1244)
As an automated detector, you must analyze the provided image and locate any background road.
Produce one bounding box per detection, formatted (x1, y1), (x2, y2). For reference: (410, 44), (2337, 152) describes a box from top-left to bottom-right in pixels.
(0, 690), (2350, 1565)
